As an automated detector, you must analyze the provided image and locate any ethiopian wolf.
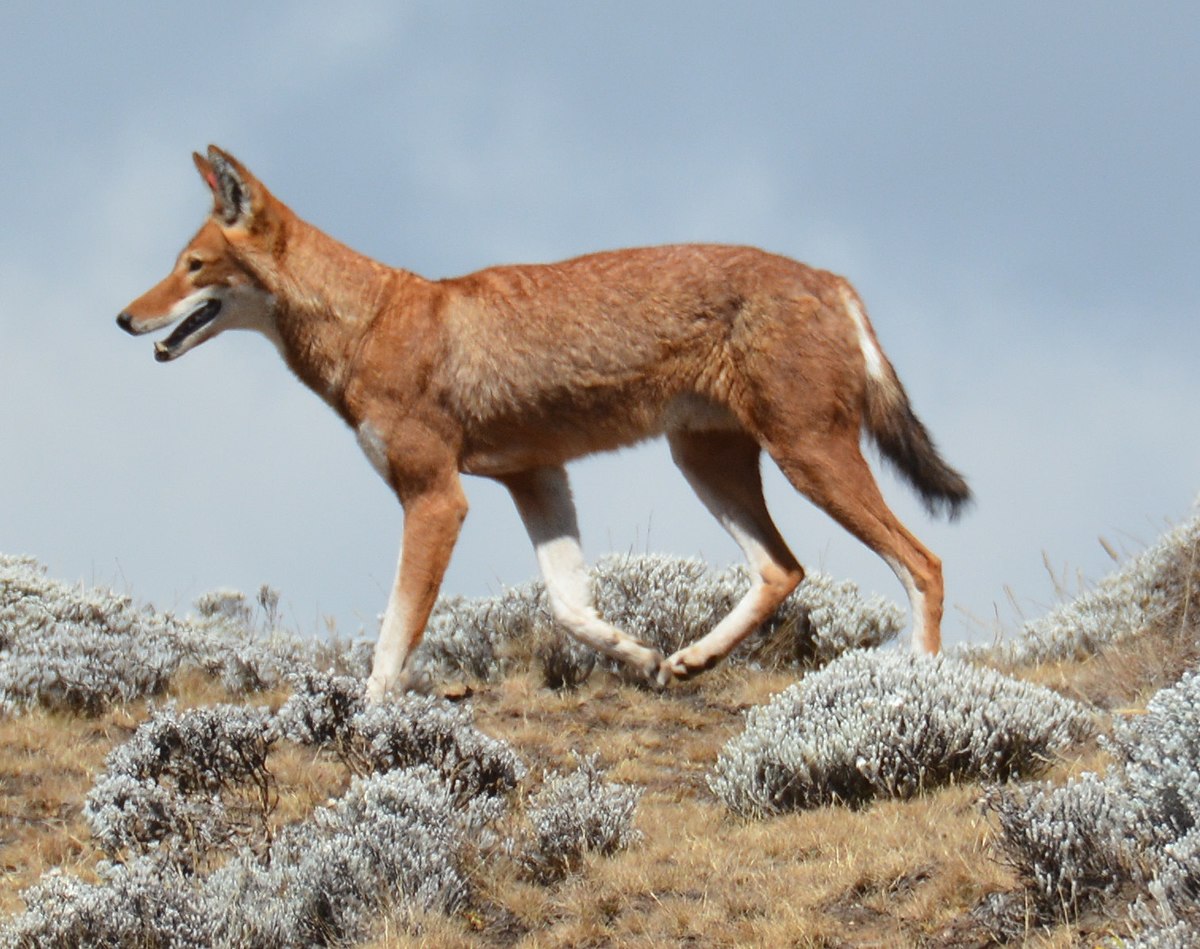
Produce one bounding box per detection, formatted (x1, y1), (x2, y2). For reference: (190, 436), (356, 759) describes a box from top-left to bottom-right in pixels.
(117, 146), (970, 701)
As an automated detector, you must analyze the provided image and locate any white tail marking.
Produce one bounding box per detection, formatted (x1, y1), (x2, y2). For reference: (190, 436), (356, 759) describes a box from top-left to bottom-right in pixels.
(844, 290), (887, 381)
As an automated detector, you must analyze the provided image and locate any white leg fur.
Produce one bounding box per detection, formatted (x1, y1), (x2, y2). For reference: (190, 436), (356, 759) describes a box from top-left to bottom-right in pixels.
(366, 548), (411, 702)
(885, 555), (933, 654)
(506, 468), (664, 677)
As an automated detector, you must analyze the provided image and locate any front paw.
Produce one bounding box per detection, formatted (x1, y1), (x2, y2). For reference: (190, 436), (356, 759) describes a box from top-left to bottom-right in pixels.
(633, 647), (668, 688)
(365, 674), (389, 705)
(656, 647), (719, 685)
(364, 666), (426, 703)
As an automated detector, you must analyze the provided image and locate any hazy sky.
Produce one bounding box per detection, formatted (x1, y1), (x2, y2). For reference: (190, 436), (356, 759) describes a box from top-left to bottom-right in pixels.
(2, 3), (1196, 648)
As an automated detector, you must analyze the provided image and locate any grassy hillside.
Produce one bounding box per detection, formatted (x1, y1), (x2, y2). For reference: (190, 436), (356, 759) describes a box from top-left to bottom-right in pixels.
(1, 512), (1197, 947)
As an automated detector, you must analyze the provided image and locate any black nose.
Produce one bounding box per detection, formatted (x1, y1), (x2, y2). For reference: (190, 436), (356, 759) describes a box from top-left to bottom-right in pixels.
(116, 312), (135, 333)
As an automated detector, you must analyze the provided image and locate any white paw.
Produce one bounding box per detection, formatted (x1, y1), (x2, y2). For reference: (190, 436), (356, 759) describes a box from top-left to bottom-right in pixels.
(658, 647), (721, 684)
(364, 673), (391, 705)
(652, 651), (684, 687)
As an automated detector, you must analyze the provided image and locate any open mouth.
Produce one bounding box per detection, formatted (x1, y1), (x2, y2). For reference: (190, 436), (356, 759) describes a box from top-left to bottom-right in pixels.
(154, 298), (222, 362)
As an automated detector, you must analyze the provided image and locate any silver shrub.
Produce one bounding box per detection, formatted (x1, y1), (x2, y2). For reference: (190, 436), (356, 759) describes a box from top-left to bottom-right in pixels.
(1105, 671), (1200, 930)
(84, 703), (275, 867)
(1, 551), (900, 706)
(349, 694), (528, 799)
(203, 766), (477, 947)
(589, 555), (739, 657)
(1108, 670), (1200, 877)
(0, 554), (184, 713)
(0, 856), (209, 949)
(175, 614), (308, 697)
(984, 670), (1200, 938)
(740, 566), (906, 665)
(1153, 828), (1200, 928)
(709, 649), (1093, 816)
(274, 669), (527, 799)
(0, 555), (309, 713)
(5, 767), (485, 948)
(194, 587), (254, 626)
(524, 753), (643, 882)
(273, 671), (534, 822)
(1117, 918), (1197, 949)
(588, 555), (903, 665)
(994, 509), (1200, 665)
(8, 687), (534, 945)
(272, 668), (364, 748)
(176, 584), (319, 695)
(416, 585), (545, 682)
(308, 634), (375, 679)
(983, 774), (1130, 921)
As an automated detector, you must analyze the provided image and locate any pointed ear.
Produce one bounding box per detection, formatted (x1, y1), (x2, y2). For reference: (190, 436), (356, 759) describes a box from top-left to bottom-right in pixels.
(192, 151), (219, 193)
(193, 145), (262, 229)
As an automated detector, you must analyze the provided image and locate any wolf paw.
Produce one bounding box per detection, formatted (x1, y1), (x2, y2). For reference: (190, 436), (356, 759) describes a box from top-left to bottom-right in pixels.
(364, 666), (427, 704)
(655, 648), (721, 686)
(637, 648), (668, 688)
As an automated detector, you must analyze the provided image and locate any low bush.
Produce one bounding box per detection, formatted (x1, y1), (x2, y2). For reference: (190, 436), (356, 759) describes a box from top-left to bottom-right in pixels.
(709, 649), (1093, 816)
(272, 668), (364, 749)
(0, 554), (185, 714)
(0, 856), (209, 949)
(3, 765), (481, 949)
(202, 765), (479, 946)
(84, 704), (275, 869)
(0, 551), (902, 713)
(275, 669), (527, 799)
(523, 754), (643, 882)
(982, 669), (1200, 941)
(0, 556), (306, 714)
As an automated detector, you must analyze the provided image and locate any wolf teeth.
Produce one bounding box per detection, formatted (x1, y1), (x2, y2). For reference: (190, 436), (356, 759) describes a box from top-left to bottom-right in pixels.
(160, 298), (222, 354)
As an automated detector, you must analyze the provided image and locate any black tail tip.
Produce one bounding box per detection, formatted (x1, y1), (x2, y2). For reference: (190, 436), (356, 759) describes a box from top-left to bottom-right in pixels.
(922, 478), (973, 521)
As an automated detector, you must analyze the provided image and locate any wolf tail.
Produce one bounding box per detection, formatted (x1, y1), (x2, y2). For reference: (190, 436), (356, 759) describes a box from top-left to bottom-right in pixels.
(863, 370), (972, 519)
(849, 294), (972, 519)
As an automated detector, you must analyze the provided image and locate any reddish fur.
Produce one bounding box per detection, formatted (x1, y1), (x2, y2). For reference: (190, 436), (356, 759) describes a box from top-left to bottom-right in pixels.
(119, 147), (969, 697)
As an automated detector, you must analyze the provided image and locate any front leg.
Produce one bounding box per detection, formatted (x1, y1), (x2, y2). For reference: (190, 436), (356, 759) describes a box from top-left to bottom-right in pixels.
(366, 476), (468, 702)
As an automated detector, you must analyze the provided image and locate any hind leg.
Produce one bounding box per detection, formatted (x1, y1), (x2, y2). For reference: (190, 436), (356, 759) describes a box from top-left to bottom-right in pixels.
(765, 432), (944, 653)
(502, 466), (666, 680)
(659, 430), (805, 683)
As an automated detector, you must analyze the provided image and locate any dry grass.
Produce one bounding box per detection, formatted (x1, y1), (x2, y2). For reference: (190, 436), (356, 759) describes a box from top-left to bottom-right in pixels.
(0, 645), (1168, 947)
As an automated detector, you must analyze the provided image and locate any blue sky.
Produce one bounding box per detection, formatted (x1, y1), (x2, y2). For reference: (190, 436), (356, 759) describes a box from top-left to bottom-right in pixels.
(2, 3), (1197, 646)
